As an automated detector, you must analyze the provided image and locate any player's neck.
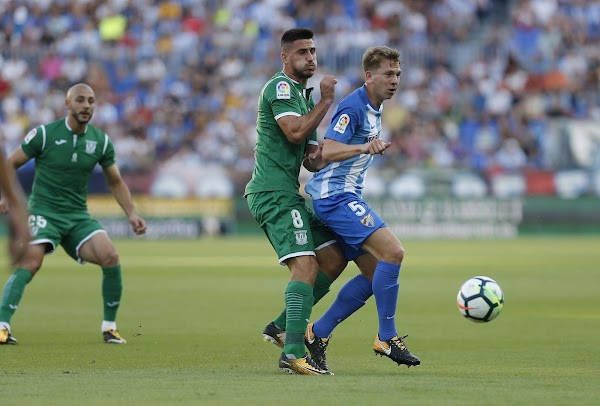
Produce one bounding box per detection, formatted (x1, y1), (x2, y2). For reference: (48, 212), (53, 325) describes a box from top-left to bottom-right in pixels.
(365, 87), (382, 109)
(283, 69), (308, 86)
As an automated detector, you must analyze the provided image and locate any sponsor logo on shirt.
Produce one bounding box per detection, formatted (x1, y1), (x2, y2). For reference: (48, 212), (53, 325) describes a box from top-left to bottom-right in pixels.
(24, 128), (37, 144)
(333, 114), (350, 133)
(276, 81), (291, 99)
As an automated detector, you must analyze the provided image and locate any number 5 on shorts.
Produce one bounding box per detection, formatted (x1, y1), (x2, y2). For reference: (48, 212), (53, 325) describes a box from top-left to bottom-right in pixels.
(347, 201), (366, 217)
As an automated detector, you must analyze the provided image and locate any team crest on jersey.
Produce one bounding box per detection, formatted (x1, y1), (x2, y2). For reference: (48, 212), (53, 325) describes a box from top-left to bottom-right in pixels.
(333, 114), (350, 133)
(360, 213), (375, 227)
(276, 81), (291, 99)
(294, 230), (308, 245)
(24, 128), (37, 144)
(85, 140), (97, 154)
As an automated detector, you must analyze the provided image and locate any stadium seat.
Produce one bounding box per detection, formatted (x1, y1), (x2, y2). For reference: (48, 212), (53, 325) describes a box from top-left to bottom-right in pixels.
(490, 173), (525, 198)
(362, 169), (387, 198)
(524, 169), (556, 196)
(593, 170), (600, 197)
(388, 173), (426, 199)
(451, 172), (488, 198)
(194, 167), (234, 198)
(150, 175), (188, 198)
(554, 169), (589, 199)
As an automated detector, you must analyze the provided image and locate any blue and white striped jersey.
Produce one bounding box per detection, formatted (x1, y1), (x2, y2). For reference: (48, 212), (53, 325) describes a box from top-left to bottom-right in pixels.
(305, 85), (382, 200)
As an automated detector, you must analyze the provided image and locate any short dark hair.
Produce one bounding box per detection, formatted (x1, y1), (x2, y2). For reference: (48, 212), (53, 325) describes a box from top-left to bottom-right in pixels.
(362, 46), (401, 72)
(281, 28), (314, 49)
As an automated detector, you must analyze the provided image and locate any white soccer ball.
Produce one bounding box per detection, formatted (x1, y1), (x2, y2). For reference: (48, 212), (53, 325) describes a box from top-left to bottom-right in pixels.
(457, 276), (504, 322)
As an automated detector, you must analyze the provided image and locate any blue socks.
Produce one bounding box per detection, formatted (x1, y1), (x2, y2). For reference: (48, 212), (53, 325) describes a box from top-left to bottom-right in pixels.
(372, 261), (400, 340)
(312, 261), (401, 341)
(313, 274), (373, 338)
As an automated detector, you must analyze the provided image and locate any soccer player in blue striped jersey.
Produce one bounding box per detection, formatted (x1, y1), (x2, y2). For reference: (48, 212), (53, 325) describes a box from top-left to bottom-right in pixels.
(304, 46), (420, 369)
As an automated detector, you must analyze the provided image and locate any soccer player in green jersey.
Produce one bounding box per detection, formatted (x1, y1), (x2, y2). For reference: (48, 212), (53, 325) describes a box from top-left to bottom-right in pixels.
(0, 83), (146, 345)
(245, 28), (350, 375)
(0, 147), (30, 265)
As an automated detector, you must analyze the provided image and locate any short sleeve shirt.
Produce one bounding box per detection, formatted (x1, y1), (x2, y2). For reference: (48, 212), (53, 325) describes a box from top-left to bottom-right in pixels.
(244, 72), (317, 196)
(21, 118), (115, 214)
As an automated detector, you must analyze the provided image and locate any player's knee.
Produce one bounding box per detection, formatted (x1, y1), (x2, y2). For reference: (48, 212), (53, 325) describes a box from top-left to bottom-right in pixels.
(319, 255), (347, 282)
(99, 250), (120, 268)
(383, 244), (404, 264)
(20, 259), (42, 275)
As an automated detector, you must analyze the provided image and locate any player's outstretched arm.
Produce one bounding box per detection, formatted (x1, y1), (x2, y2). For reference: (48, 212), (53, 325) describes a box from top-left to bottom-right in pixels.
(321, 138), (391, 162)
(102, 164), (146, 235)
(0, 148), (30, 264)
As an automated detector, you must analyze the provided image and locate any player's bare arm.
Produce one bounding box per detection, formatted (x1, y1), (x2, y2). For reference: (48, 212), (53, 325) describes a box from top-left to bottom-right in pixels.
(102, 164), (146, 235)
(303, 143), (328, 172)
(0, 149), (30, 264)
(277, 75), (337, 144)
(321, 138), (391, 162)
(0, 147), (31, 211)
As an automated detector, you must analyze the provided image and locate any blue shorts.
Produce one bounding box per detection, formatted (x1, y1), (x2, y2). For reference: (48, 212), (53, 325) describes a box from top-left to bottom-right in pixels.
(312, 193), (385, 260)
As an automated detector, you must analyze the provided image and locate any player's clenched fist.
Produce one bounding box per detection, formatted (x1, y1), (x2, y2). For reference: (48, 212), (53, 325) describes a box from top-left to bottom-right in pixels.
(319, 75), (337, 103)
(364, 139), (391, 155)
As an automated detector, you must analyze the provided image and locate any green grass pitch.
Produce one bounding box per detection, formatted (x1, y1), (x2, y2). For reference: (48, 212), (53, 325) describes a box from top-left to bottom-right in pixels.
(1, 235), (599, 405)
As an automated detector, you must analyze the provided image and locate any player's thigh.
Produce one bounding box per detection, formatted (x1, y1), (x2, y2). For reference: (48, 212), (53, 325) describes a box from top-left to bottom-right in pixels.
(314, 243), (347, 281)
(313, 194), (383, 259)
(61, 216), (115, 264)
(353, 252), (378, 281)
(361, 227), (404, 263)
(77, 232), (118, 266)
(286, 254), (319, 285)
(27, 211), (64, 255)
(247, 191), (318, 265)
(307, 208), (347, 280)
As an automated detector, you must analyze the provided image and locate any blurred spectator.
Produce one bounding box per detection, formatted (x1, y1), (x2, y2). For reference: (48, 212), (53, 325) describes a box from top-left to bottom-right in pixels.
(0, 0), (598, 198)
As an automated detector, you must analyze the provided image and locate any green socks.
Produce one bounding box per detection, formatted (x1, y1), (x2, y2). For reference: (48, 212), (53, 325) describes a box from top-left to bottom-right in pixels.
(0, 268), (33, 323)
(273, 272), (333, 330)
(102, 265), (122, 322)
(0, 266), (123, 327)
(283, 281), (314, 358)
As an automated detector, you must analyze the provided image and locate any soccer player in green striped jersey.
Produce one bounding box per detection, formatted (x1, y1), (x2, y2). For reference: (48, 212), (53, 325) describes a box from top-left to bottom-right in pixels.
(245, 28), (348, 375)
(0, 83), (146, 345)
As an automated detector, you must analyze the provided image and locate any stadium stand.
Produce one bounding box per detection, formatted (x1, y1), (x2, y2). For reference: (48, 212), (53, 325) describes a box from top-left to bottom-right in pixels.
(1, 0), (599, 197)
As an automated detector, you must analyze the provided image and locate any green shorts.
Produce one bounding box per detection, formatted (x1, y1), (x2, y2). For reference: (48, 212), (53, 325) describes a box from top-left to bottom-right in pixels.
(28, 210), (106, 263)
(246, 191), (337, 265)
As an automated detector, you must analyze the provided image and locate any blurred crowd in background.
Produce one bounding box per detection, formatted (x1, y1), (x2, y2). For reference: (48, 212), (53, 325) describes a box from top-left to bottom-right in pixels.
(1, 0), (599, 198)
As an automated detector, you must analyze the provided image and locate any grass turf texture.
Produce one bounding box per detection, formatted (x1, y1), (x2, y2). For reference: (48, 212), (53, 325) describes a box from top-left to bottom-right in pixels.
(1, 236), (599, 405)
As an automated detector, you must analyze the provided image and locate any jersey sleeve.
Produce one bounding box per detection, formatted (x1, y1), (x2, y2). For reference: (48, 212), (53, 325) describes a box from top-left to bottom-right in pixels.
(99, 133), (116, 167)
(324, 104), (360, 144)
(266, 79), (303, 121)
(21, 126), (44, 158)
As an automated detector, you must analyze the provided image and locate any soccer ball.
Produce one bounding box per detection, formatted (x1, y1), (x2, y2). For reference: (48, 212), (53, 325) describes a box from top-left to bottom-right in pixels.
(457, 276), (504, 322)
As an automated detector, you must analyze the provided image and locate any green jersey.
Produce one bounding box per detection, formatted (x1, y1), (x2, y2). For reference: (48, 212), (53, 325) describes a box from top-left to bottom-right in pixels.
(244, 72), (318, 196)
(21, 118), (116, 214)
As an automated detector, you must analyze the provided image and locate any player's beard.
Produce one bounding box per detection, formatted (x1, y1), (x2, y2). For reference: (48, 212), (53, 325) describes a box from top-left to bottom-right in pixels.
(293, 64), (315, 81)
(75, 111), (92, 124)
